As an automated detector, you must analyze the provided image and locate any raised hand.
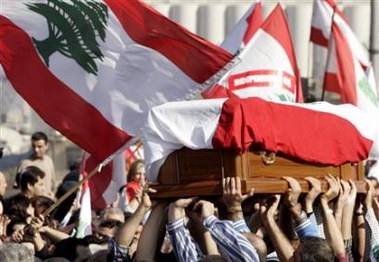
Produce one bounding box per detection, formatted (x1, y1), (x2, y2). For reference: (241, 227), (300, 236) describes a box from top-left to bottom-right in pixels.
(193, 200), (215, 220)
(364, 179), (375, 211)
(304, 177), (321, 213)
(335, 180), (350, 212)
(282, 176), (301, 208)
(321, 174), (340, 204)
(168, 197), (197, 222)
(259, 194), (281, 225)
(222, 177), (254, 207)
(0, 215), (10, 238)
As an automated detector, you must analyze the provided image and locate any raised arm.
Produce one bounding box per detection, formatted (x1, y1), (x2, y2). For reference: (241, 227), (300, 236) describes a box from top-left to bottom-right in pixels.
(167, 198), (202, 262)
(134, 201), (169, 261)
(195, 200), (259, 262)
(223, 177), (254, 231)
(260, 194), (295, 262)
(334, 179), (350, 230)
(282, 176), (318, 238)
(320, 175), (346, 259)
(340, 180), (356, 261)
(109, 184), (155, 261)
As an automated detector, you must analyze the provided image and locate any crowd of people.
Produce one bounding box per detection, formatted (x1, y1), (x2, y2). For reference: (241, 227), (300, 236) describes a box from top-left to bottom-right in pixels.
(0, 131), (379, 262)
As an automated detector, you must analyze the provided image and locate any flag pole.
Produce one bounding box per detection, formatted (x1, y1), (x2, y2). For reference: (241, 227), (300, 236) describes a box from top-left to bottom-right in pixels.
(42, 161), (104, 217)
(42, 138), (144, 217)
(321, 6), (336, 101)
(125, 139), (143, 164)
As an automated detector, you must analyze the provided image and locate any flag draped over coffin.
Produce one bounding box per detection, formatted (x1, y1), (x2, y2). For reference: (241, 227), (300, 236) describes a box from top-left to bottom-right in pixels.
(143, 97), (379, 181)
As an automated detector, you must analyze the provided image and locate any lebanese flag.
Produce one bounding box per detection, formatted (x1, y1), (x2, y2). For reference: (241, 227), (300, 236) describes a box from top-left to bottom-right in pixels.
(203, 4), (303, 103)
(143, 97), (379, 181)
(310, 0), (379, 109)
(80, 151), (126, 211)
(0, 0), (233, 162)
(220, 0), (263, 54)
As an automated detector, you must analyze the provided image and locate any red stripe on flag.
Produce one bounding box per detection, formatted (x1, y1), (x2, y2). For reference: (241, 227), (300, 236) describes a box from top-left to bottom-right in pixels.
(331, 24), (357, 104)
(260, 5), (303, 102)
(0, 16), (131, 161)
(323, 72), (340, 93)
(228, 69), (296, 93)
(212, 97), (372, 165)
(242, 2), (263, 45)
(261, 5), (298, 80)
(310, 27), (329, 47)
(324, 0), (350, 25)
(104, 0), (233, 84)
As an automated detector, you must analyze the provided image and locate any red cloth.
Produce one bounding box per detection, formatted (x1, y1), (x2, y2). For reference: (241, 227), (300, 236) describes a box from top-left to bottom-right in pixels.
(212, 97), (372, 165)
(126, 181), (139, 202)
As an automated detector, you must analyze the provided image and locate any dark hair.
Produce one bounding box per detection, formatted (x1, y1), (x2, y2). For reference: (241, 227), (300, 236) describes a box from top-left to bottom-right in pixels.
(31, 131), (48, 143)
(4, 195), (32, 222)
(31, 195), (54, 216)
(298, 236), (334, 262)
(52, 181), (78, 222)
(19, 166), (45, 192)
(127, 159), (144, 182)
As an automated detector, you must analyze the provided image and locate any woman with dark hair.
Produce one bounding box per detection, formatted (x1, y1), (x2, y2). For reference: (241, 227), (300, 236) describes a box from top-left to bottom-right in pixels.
(4, 195), (34, 224)
(31, 195), (54, 217)
(3, 195), (35, 238)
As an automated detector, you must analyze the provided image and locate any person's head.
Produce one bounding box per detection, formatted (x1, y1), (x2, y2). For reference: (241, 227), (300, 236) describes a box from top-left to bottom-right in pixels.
(127, 159), (145, 183)
(53, 181), (79, 222)
(19, 166), (46, 197)
(0, 243), (34, 262)
(31, 195), (54, 217)
(0, 171), (8, 197)
(4, 195), (34, 223)
(294, 236), (334, 262)
(94, 207), (125, 240)
(99, 207), (125, 223)
(30, 132), (49, 159)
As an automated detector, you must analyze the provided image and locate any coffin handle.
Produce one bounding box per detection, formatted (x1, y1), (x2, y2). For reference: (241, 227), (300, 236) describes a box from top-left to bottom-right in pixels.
(260, 151), (276, 165)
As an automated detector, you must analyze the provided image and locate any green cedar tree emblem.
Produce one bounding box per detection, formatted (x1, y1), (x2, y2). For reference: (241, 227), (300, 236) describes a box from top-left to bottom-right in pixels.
(26, 0), (109, 75)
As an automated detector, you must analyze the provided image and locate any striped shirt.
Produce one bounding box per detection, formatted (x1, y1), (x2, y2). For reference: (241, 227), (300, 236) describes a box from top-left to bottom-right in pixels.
(166, 217), (203, 262)
(167, 215), (260, 262)
(365, 208), (379, 261)
(203, 215), (260, 262)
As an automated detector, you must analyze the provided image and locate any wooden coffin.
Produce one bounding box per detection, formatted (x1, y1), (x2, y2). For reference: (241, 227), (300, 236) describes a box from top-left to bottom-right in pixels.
(153, 147), (365, 198)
